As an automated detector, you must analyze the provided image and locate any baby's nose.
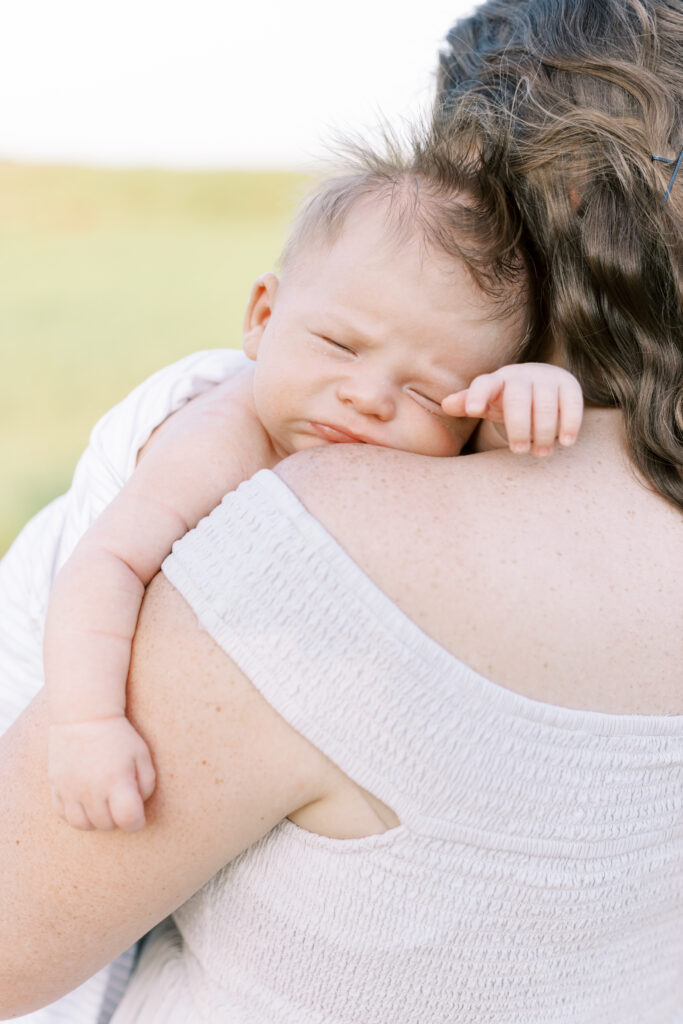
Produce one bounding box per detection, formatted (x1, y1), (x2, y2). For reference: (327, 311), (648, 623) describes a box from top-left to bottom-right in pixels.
(338, 377), (395, 420)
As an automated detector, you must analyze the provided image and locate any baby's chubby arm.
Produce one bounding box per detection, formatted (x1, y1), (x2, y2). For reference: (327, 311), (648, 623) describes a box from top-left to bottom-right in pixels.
(44, 364), (278, 832)
(442, 363), (584, 457)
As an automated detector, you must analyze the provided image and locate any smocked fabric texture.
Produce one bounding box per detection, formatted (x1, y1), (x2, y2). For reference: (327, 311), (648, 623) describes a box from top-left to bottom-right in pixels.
(111, 470), (683, 1023)
(0, 350), (245, 1024)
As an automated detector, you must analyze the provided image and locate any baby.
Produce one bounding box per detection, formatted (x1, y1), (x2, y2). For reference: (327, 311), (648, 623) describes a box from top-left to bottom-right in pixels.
(44, 146), (583, 832)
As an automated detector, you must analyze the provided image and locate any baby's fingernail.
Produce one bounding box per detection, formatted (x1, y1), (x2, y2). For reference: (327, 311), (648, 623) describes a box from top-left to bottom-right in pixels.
(560, 434), (575, 447)
(536, 446), (551, 457)
(511, 443), (529, 454)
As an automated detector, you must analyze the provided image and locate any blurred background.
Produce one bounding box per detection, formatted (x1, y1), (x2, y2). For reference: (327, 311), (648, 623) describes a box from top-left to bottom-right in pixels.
(0, 0), (475, 553)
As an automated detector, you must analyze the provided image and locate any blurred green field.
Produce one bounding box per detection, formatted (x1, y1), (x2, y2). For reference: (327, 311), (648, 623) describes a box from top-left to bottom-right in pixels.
(0, 162), (307, 554)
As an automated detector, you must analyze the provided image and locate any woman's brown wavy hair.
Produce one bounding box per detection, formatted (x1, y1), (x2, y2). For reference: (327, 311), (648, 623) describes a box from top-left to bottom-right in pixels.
(437, 0), (683, 509)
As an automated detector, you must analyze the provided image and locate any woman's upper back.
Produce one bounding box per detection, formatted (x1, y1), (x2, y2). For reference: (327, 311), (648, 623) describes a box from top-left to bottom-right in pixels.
(280, 407), (682, 717)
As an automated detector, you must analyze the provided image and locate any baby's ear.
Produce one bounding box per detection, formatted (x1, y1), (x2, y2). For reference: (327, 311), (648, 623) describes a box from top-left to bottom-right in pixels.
(243, 273), (279, 359)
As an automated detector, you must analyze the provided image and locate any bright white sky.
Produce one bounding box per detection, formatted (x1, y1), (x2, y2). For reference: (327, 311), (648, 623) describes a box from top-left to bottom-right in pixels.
(0, 0), (477, 168)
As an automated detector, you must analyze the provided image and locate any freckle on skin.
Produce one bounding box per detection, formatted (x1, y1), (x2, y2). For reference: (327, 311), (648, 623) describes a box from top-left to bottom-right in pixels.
(215, 705), (222, 712)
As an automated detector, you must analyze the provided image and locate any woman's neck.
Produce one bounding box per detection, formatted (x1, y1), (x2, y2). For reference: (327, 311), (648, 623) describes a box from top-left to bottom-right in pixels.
(473, 403), (626, 459)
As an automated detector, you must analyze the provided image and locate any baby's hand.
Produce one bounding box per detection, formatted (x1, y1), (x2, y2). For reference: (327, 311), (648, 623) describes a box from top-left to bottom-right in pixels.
(48, 716), (156, 832)
(442, 363), (584, 457)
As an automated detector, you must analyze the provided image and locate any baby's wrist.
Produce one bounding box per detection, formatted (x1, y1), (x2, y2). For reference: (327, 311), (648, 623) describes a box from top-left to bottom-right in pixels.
(49, 711), (127, 729)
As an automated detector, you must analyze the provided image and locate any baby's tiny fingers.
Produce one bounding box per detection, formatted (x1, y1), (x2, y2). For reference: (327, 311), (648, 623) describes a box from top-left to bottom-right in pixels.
(531, 382), (560, 456)
(64, 799), (94, 831)
(109, 779), (146, 833)
(441, 390), (468, 417)
(462, 373), (501, 417)
(87, 799), (116, 832)
(558, 379), (584, 446)
(136, 750), (157, 802)
(502, 378), (533, 452)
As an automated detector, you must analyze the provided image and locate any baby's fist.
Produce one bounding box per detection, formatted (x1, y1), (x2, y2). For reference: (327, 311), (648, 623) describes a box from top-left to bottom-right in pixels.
(48, 715), (156, 832)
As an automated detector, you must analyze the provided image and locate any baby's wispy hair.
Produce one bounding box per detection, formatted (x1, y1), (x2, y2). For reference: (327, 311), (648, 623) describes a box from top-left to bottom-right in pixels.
(279, 120), (534, 340)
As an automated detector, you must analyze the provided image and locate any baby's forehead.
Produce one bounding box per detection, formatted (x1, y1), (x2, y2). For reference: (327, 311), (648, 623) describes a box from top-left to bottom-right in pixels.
(285, 191), (442, 268)
(279, 193), (529, 370)
(284, 199), (465, 290)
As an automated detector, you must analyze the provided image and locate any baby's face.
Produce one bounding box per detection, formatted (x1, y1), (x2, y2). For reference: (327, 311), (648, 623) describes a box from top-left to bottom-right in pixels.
(243, 202), (525, 459)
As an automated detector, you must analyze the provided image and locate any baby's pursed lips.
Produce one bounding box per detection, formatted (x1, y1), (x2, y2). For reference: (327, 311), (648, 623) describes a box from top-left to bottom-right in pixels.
(309, 422), (369, 444)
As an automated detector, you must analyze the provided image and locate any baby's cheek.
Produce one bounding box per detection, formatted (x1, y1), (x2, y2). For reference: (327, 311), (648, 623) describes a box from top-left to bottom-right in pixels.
(449, 412), (481, 452)
(434, 432), (466, 458)
(253, 378), (285, 430)
(407, 418), (467, 458)
(429, 415), (470, 455)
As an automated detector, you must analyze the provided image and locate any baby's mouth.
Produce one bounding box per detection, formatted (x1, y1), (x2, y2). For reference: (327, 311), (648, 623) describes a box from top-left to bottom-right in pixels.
(309, 422), (368, 444)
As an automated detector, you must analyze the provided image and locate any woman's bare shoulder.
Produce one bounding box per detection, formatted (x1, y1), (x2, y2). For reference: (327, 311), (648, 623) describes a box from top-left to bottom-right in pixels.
(276, 417), (681, 575)
(276, 442), (558, 582)
(275, 441), (562, 641)
(276, 432), (683, 715)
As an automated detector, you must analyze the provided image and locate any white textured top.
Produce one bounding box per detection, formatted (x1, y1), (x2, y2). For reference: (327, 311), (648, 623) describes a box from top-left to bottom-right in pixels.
(112, 470), (683, 1023)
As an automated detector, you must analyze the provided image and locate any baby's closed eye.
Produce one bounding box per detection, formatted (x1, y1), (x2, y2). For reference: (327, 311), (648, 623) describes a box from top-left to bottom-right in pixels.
(320, 335), (355, 354)
(406, 388), (447, 414)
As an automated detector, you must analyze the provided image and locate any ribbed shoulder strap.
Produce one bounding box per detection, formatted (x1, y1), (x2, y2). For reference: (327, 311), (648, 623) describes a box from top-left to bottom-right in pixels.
(163, 470), (452, 827)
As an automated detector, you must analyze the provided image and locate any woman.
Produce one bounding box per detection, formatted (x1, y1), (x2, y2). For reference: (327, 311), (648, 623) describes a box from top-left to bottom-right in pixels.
(1, 0), (681, 1020)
